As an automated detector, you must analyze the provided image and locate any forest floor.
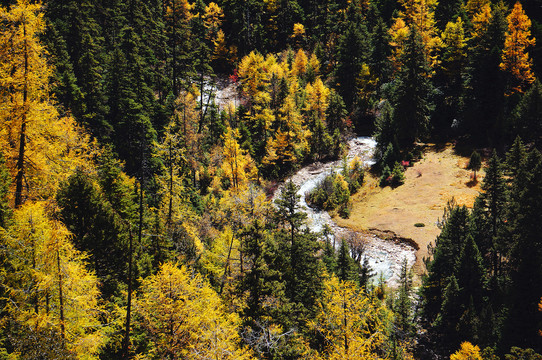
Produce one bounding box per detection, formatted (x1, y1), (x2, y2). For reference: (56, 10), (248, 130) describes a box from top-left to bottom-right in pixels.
(334, 143), (483, 275)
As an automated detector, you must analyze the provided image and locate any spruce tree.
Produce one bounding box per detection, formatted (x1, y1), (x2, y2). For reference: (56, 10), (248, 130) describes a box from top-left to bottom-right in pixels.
(511, 80), (542, 145)
(393, 27), (434, 148)
(503, 149), (542, 351)
(423, 205), (471, 322)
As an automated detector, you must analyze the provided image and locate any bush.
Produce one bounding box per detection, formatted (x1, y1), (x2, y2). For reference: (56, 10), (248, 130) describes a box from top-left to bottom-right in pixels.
(306, 161), (364, 218)
(391, 162), (405, 186)
(380, 165), (392, 187)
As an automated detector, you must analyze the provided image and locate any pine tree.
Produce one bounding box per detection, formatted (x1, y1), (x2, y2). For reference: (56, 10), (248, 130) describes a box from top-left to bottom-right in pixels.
(337, 240), (358, 282)
(462, 2), (507, 145)
(477, 151), (507, 276)
(335, 21), (371, 113)
(393, 27), (434, 148)
(503, 149), (542, 350)
(395, 258), (414, 337)
(423, 205), (470, 322)
(511, 80), (542, 145)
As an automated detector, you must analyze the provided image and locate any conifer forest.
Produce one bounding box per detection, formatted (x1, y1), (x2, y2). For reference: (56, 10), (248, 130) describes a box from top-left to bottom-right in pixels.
(2, 0), (542, 358)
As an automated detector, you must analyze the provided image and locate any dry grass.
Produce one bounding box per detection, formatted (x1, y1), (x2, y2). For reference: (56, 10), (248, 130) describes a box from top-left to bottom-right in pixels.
(334, 143), (483, 274)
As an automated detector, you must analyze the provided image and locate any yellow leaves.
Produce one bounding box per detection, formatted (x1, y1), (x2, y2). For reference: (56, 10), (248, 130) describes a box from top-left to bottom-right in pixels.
(292, 23), (306, 48)
(390, 0), (441, 70)
(4, 201), (107, 359)
(450, 342), (483, 360)
(310, 275), (393, 360)
(500, 1), (536, 95)
(166, 0), (195, 22)
(305, 78), (331, 123)
(465, 0), (491, 18)
(203, 2), (223, 32)
(0, 0), (95, 205)
(135, 262), (254, 359)
(471, 3), (492, 40)
(201, 226), (240, 282)
(440, 17), (467, 77)
(389, 18), (410, 70)
(292, 23), (306, 38)
(292, 49), (309, 78)
(220, 126), (257, 191)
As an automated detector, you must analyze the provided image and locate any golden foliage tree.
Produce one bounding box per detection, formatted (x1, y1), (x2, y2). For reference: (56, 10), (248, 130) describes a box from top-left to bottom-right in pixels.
(135, 262), (253, 359)
(263, 91), (309, 167)
(390, 0), (442, 70)
(2, 202), (108, 358)
(0, 0), (93, 207)
(440, 17), (467, 78)
(464, 0), (491, 18)
(500, 1), (536, 95)
(221, 126), (257, 190)
(305, 78), (330, 125)
(310, 275), (394, 360)
(450, 342), (483, 360)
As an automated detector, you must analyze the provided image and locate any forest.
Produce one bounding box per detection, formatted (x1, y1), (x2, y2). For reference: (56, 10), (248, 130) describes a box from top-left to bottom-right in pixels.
(1, 0), (542, 358)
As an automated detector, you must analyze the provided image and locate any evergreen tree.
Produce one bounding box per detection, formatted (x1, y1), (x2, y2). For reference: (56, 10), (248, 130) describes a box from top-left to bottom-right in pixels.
(476, 151), (507, 277)
(505, 135), (527, 179)
(423, 205), (471, 323)
(337, 239), (358, 282)
(395, 258), (414, 338)
(503, 149), (542, 352)
(56, 169), (132, 298)
(392, 27), (434, 148)
(462, 2), (508, 145)
(335, 21), (371, 115)
(510, 80), (542, 145)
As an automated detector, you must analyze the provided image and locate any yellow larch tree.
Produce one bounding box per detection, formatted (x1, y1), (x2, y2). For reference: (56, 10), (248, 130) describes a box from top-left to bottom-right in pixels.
(238, 51), (271, 114)
(470, 3), (492, 39)
(292, 49), (309, 78)
(450, 342), (483, 360)
(305, 78), (330, 125)
(174, 89), (202, 184)
(310, 275), (395, 360)
(389, 17), (410, 71)
(2, 202), (108, 358)
(263, 91), (309, 167)
(0, 0), (94, 207)
(135, 262), (254, 359)
(464, 0), (491, 19)
(221, 126), (257, 191)
(390, 0), (442, 70)
(500, 1), (536, 95)
(440, 17), (467, 79)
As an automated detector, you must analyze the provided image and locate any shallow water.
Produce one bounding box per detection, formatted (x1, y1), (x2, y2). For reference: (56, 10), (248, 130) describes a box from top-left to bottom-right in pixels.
(274, 137), (417, 287)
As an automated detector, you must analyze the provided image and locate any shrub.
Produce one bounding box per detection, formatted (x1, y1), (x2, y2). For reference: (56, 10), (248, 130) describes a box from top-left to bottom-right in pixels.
(306, 162), (364, 218)
(380, 165), (391, 187)
(391, 162), (405, 186)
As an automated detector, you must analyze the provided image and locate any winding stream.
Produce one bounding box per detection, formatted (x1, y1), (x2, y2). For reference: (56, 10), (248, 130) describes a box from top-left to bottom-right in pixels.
(274, 137), (417, 287)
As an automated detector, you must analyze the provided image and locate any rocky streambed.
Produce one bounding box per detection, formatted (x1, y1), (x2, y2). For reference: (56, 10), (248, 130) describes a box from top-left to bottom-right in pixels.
(273, 137), (417, 287)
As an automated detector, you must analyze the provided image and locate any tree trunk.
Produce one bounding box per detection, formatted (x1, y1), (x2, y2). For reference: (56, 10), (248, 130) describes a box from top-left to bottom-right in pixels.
(123, 226), (134, 358)
(57, 247), (65, 339)
(15, 21), (29, 207)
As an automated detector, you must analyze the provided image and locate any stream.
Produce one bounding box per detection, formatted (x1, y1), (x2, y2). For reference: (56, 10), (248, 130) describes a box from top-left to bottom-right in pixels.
(273, 137), (417, 287)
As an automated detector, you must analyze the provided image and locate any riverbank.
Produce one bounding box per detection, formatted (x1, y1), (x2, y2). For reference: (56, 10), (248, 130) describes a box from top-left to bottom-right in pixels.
(335, 143), (483, 274)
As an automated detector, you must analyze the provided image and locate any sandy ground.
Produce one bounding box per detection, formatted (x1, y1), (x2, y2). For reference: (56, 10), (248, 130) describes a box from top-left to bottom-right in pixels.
(335, 144), (483, 274)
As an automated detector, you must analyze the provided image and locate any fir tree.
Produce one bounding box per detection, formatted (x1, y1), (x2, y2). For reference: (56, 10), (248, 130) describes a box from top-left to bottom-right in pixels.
(392, 27), (434, 148)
